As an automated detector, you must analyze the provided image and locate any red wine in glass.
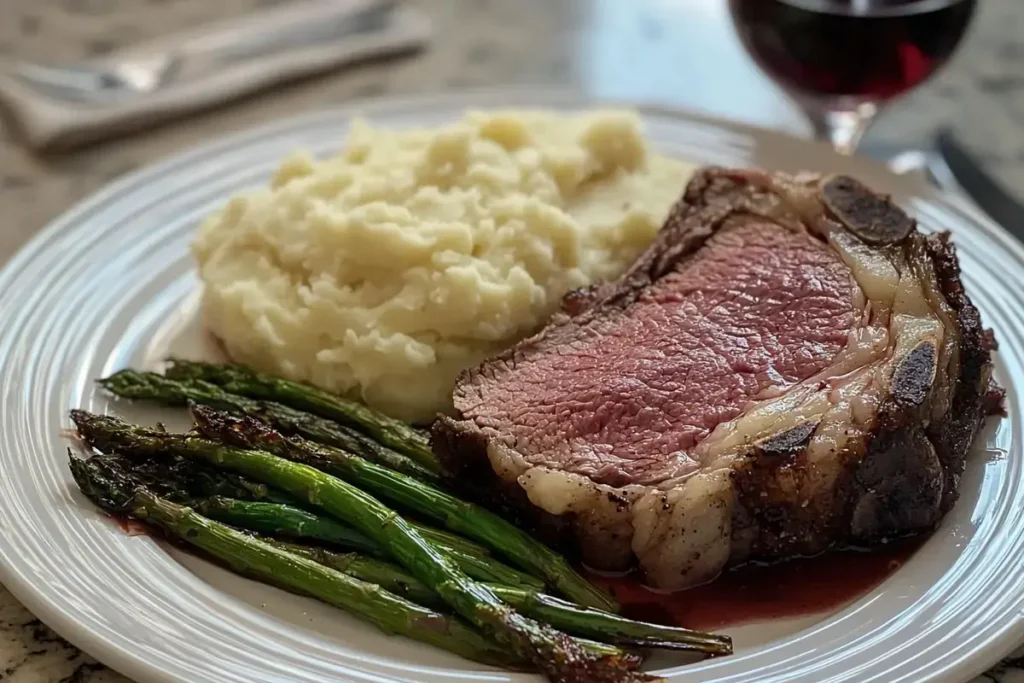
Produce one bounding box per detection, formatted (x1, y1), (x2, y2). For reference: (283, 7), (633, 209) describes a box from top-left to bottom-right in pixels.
(728, 0), (977, 153)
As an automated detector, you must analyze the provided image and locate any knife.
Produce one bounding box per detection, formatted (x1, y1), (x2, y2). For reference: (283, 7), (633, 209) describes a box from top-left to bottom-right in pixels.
(933, 128), (1024, 242)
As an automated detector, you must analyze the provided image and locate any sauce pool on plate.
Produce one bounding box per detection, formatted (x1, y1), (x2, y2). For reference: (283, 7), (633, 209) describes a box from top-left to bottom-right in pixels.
(588, 538), (923, 631)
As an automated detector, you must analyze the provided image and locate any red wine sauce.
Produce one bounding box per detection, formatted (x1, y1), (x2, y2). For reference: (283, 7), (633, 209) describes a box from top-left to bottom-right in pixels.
(588, 539), (923, 631)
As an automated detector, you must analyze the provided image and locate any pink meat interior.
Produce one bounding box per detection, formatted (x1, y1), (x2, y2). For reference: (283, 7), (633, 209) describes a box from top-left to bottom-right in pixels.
(456, 217), (860, 487)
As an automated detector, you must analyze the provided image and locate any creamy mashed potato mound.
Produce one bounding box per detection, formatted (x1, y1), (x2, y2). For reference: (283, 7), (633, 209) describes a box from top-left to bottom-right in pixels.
(193, 110), (696, 422)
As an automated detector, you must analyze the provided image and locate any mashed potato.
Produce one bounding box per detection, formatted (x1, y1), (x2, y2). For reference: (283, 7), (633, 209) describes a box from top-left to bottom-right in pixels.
(193, 110), (696, 422)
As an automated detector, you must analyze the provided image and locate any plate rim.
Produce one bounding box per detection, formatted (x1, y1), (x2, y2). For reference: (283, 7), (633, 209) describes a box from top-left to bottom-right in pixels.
(0, 87), (1022, 683)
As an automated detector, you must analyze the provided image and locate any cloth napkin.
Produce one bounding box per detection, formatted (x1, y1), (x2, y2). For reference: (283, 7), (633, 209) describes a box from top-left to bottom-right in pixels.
(0, 0), (431, 152)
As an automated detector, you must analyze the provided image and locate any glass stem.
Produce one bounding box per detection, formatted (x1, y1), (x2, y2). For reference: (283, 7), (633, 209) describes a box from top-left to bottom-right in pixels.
(806, 103), (878, 156)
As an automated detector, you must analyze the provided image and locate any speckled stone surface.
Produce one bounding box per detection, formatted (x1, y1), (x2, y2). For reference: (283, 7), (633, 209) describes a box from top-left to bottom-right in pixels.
(1, 0), (1023, 681)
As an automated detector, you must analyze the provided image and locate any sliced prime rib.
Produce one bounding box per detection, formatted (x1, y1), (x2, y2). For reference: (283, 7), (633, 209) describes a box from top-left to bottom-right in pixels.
(433, 168), (1002, 591)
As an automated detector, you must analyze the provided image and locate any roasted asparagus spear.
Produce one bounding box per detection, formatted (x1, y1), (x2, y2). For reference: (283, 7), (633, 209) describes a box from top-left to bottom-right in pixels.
(268, 541), (729, 655)
(71, 412), (651, 683)
(190, 405), (619, 612)
(196, 497), (542, 588)
(97, 371), (616, 612)
(76, 453), (729, 655)
(165, 359), (437, 471)
(100, 370), (440, 482)
(91, 452), (488, 557)
(68, 454), (521, 668)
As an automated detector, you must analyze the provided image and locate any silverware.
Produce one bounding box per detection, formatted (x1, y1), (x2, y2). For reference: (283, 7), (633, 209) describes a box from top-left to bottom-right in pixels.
(934, 128), (1024, 241)
(6, 0), (396, 104)
(0, 0), (431, 151)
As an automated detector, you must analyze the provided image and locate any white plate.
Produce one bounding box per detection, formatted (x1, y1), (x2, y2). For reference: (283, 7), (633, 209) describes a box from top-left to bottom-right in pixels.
(0, 89), (1021, 683)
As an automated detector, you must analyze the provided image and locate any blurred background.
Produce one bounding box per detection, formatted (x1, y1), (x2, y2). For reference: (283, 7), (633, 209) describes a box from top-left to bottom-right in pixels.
(0, 0), (1021, 260)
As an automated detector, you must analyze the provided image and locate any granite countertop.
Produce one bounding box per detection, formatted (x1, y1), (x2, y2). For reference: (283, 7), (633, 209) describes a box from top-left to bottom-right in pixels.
(2, 0), (1024, 681)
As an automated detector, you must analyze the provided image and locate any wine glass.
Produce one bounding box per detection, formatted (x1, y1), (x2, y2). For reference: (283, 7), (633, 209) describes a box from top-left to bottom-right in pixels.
(728, 0), (977, 155)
